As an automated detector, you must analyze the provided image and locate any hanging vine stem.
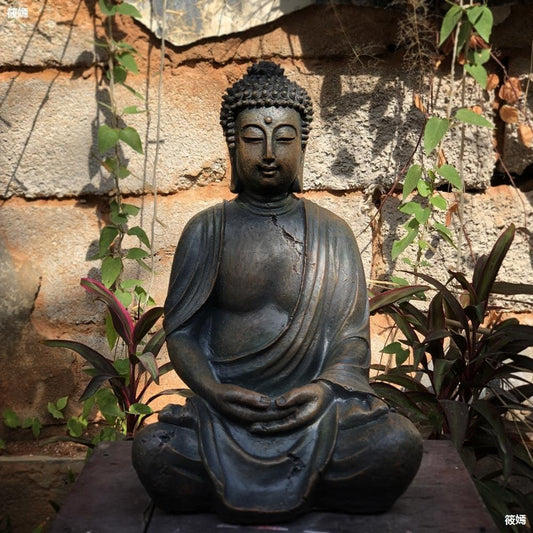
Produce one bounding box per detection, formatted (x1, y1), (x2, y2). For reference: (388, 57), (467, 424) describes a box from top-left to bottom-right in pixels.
(146, 0), (168, 300)
(105, 15), (124, 259)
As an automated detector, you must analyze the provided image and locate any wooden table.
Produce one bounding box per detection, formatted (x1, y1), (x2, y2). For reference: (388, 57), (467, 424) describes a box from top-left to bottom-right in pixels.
(51, 440), (497, 532)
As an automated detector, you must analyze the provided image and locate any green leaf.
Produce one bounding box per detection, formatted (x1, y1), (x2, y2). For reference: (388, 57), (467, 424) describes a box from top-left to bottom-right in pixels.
(128, 403), (153, 415)
(110, 213), (128, 227)
(105, 312), (118, 350)
(121, 203), (140, 216)
(403, 164), (422, 200)
(67, 417), (86, 438)
(416, 180), (431, 198)
(114, 40), (136, 50)
(382, 342), (410, 367)
(97, 100), (113, 112)
(101, 256), (122, 288)
(119, 126), (143, 154)
(122, 105), (145, 115)
(456, 20), (472, 54)
(127, 226), (150, 248)
(96, 389), (124, 421)
(436, 164), (462, 189)
(424, 117), (449, 155)
(392, 221), (419, 260)
(114, 289), (132, 308)
(454, 108), (494, 129)
(430, 194), (447, 210)
(126, 247), (150, 260)
(120, 278), (142, 289)
(123, 83), (145, 100)
(3, 409), (21, 428)
(466, 5), (493, 43)
(31, 419), (42, 439)
(99, 226), (119, 257)
(98, 0), (117, 16)
(57, 396), (69, 410)
(117, 166), (130, 179)
(116, 3), (142, 18)
(439, 5), (463, 47)
(114, 358), (130, 381)
(433, 222), (455, 247)
(97, 125), (120, 154)
(471, 48), (491, 66)
(464, 64), (488, 89)
(116, 52), (139, 74)
(399, 201), (422, 216)
(111, 66), (127, 84)
(47, 402), (64, 419)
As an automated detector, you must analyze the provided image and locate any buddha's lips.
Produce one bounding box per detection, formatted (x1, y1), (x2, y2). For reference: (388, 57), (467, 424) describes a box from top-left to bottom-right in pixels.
(259, 165), (279, 176)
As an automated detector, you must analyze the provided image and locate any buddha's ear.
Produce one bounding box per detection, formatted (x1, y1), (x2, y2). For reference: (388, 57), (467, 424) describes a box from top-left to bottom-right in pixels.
(229, 150), (243, 193)
(290, 148), (305, 193)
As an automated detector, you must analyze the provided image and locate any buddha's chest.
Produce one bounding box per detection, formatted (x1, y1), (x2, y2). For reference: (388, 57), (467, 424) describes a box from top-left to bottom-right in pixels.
(215, 204), (305, 311)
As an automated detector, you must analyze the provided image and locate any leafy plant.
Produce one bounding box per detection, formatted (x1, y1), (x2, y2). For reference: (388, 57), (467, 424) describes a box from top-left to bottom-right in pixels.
(393, 1), (497, 273)
(371, 225), (533, 529)
(45, 278), (179, 438)
(2, 408), (42, 439)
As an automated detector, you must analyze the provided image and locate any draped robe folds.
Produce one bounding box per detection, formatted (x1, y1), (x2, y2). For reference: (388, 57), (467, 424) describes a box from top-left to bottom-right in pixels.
(163, 198), (380, 516)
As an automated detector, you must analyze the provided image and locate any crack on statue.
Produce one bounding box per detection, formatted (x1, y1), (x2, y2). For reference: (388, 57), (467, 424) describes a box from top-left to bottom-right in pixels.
(287, 453), (305, 479)
(271, 215), (304, 254)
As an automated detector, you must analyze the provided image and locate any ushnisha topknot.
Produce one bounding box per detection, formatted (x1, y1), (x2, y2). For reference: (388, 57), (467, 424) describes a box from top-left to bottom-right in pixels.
(220, 61), (314, 149)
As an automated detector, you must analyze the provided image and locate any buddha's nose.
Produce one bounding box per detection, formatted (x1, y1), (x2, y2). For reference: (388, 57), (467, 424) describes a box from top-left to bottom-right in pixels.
(264, 138), (275, 161)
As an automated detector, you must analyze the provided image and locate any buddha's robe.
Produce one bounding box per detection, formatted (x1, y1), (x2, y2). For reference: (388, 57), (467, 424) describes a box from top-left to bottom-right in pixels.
(133, 199), (422, 521)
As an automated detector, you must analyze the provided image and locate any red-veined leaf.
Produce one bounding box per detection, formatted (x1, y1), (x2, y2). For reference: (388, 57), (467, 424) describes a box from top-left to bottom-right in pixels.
(80, 278), (134, 348)
(133, 307), (164, 347)
(44, 339), (118, 376)
(136, 352), (159, 385)
(369, 285), (428, 313)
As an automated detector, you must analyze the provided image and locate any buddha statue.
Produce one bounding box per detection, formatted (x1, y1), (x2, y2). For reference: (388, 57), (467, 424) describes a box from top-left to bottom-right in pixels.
(132, 62), (423, 524)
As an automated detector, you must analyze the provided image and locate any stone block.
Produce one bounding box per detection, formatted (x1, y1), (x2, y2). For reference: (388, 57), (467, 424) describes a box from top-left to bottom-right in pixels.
(501, 57), (533, 177)
(299, 62), (494, 192)
(0, 455), (85, 532)
(0, 1), (97, 69)
(0, 69), (228, 199)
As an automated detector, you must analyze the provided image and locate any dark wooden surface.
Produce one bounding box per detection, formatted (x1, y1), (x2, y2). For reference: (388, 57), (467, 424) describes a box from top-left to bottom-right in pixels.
(51, 440), (497, 533)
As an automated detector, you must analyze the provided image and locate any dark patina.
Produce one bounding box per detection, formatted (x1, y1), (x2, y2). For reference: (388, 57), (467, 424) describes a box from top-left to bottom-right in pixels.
(132, 62), (423, 524)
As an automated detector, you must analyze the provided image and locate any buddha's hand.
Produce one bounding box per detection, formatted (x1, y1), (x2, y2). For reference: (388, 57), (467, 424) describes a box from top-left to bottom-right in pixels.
(209, 383), (274, 425)
(249, 382), (333, 434)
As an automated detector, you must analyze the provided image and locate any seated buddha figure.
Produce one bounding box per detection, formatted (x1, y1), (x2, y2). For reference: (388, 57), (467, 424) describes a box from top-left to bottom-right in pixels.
(132, 62), (423, 524)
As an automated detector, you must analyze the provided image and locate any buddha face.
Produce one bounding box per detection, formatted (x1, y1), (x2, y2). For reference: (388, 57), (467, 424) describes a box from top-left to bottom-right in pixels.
(232, 106), (304, 195)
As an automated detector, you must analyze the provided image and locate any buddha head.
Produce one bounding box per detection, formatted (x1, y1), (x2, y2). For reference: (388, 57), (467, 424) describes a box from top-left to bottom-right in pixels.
(220, 62), (313, 194)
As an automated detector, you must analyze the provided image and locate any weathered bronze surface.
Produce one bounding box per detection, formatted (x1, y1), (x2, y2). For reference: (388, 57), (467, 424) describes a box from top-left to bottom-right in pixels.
(132, 62), (423, 524)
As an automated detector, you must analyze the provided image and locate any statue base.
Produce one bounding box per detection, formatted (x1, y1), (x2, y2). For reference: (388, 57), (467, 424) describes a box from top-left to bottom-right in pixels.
(51, 440), (496, 532)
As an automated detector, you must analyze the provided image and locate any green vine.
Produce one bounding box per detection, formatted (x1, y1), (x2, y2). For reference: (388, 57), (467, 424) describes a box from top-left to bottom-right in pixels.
(393, 1), (495, 276)
(91, 0), (154, 315)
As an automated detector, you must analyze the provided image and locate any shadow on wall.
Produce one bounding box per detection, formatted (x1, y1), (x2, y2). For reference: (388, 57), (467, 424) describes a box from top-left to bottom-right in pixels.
(0, 0), (108, 201)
